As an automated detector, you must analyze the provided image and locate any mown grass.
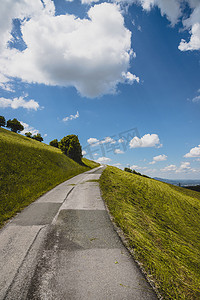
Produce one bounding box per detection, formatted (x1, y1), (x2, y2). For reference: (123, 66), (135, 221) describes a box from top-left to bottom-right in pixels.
(100, 166), (200, 299)
(0, 128), (99, 228)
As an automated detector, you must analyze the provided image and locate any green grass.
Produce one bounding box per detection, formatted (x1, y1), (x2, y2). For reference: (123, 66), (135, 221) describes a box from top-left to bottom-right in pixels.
(0, 128), (99, 227)
(100, 166), (200, 299)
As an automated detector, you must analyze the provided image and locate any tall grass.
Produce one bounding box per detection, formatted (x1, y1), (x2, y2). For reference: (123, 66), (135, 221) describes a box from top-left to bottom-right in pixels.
(100, 166), (200, 299)
(0, 128), (99, 227)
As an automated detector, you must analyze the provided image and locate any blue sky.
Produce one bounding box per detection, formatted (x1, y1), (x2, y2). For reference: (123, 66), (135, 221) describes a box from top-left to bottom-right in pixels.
(0, 0), (200, 179)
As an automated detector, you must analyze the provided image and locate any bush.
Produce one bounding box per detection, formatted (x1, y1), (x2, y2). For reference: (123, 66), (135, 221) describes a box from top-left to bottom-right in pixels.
(25, 132), (32, 138)
(0, 116), (6, 127)
(49, 139), (59, 148)
(32, 133), (43, 142)
(59, 134), (82, 163)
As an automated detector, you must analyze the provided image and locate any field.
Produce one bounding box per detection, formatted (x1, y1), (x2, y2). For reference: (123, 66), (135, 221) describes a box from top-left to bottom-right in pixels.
(0, 128), (99, 228)
(100, 166), (200, 299)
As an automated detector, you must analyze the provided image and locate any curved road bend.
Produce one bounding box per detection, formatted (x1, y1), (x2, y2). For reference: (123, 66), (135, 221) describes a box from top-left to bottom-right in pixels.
(0, 166), (157, 300)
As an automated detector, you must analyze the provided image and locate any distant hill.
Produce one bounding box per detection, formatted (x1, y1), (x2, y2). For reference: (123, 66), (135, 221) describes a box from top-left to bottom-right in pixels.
(0, 127), (99, 227)
(154, 177), (200, 186)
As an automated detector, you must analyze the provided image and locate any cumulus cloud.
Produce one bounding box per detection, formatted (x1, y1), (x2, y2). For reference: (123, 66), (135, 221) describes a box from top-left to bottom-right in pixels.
(161, 161), (198, 173)
(149, 154), (167, 164)
(122, 71), (140, 84)
(82, 150), (87, 155)
(87, 137), (99, 146)
(161, 164), (177, 172)
(179, 23), (200, 51)
(63, 111), (79, 122)
(96, 156), (111, 163)
(114, 149), (124, 154)
(129, 133), (162, 148)
(102, 136), (116, 144)
(0, 1), (137, 98)
(114, 0), (200, 52)
(0, 96), (40, 110)
(184, 144), (200, 157)
(87, 136), (117, 147)
(20, 121), (39, 135)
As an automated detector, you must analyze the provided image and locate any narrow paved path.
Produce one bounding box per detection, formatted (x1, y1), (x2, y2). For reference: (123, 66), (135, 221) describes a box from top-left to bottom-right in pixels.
(0, 167), (157, 300)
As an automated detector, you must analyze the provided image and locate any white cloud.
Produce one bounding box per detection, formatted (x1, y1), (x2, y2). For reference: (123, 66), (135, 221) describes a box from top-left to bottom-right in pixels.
(20, 121), (39, 135)
(114, 149), (124, 154)
(129, 133), (162, 148)
(0, 2), (136, 98)
(101, 136), (116, 144)
(149, 154), (167, 164)
(113, 162), (122, 167)
(118, 138), (124, 143)
(161, 164), (177, 172)
(63, 111), (79, 122)
(87, 136), (117, 147)
(117, 0), (182, 25)
(192, 95), (200, 103)
(184, 144), (200, 157)
(0, 74), (14, 92)
(161, 161), (198, 173)
(179, 23), (200, 51)
(130, 165), (147, 170)
(0, 96), (40, 110)
(82, 150), (87, 155)
(115, 0), (200, 52)
(81, 0), (100, 4)
(87, 137), (99, 145)
(96, 156), (111, 163)
(122, 71), (140, 84)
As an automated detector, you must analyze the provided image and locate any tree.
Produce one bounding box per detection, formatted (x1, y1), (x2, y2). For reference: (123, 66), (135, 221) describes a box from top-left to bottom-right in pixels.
(59, 134), (82, 163)
(0, 116), (6, 127)
(7, 118), (24, 133)
(32, 133), (43, 142)
(49, 139), (59, 148)
(25, 132), (32, 138)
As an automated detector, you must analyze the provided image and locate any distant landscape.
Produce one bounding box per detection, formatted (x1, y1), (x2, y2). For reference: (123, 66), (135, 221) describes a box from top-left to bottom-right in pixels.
(154, 177), (200, 187)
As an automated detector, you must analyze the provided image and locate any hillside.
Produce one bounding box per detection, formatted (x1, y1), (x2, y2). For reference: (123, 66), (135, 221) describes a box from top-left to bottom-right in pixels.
(100, 166), (200, 300)
(0, 128), (99, 228)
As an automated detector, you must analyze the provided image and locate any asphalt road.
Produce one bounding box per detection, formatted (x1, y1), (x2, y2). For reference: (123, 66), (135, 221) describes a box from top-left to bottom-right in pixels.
(0, 166), (157, 300)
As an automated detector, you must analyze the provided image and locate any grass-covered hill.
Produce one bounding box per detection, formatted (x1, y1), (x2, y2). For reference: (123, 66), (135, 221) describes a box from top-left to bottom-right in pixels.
(100, 166), (200, 300)
(0, 128), (99, 228)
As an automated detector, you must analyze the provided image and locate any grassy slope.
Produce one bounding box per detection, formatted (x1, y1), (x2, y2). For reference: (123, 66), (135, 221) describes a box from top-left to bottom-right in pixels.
(0, 128), (99, 227)
(100, 166), (200, 300)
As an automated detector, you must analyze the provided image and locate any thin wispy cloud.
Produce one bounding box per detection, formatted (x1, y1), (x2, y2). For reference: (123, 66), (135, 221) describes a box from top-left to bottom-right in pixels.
(63, 111), (79, 122)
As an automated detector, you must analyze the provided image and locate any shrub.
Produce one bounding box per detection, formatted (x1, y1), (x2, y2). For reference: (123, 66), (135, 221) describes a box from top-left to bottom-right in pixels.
(32, 133), (43, 142)
(25, 132), (32, 138)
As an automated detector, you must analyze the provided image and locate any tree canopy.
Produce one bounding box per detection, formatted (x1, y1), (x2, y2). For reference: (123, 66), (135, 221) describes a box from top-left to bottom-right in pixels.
(0, 116), (6, 127)
(7, 118), (24, 133)
(59, 134), (82, 163)
(49, 139), (59, 148)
